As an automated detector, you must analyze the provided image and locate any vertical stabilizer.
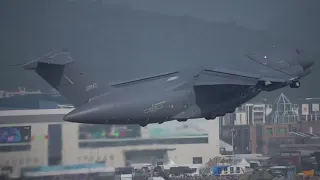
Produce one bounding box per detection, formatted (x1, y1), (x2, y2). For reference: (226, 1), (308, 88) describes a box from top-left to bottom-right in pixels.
(23, 48), (113, 106)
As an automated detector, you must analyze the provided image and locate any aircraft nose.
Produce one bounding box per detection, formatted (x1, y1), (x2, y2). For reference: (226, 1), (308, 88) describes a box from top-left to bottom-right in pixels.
(63, 101), (101, 123)
(63, 103), (116, 123)
(63, 108), (89, 123)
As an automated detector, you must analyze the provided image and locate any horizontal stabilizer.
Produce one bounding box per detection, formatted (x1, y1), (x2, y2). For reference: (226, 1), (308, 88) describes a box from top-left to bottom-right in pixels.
(23, 48), (73, 70)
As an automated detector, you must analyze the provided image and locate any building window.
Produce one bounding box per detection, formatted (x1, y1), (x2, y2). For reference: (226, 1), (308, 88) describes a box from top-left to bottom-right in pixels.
(192, 157), (202, 164)
(157, 162), (164, 166)
(292, 127), (297, 132)
(230, 167), (234, 173)
(110, 155), (114, 160)
(236, 167), (240, 173)
(266, 128), (273, 136)
(280, 128), (287, 135)
(275, 128), (280, 135)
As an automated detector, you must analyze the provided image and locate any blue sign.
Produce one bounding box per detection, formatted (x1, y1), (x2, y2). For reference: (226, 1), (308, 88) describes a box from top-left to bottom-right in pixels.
(0, 126), (31, 144)
(22, 163), (106, 173)
(211, 166), (228, 176)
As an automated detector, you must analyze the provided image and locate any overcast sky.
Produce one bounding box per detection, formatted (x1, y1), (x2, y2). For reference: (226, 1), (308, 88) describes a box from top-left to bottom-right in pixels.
(0, 0), (319, 101)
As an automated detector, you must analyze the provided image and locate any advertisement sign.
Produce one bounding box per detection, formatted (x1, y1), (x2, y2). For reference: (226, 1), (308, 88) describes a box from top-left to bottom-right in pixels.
(0, 126), (31, 144)
(302, 104), (309, 115)
(78, 119), (211, 148)
(312, 104), (319, 112)
(78, 125), (141, 140)
(147, 119), (208, 138)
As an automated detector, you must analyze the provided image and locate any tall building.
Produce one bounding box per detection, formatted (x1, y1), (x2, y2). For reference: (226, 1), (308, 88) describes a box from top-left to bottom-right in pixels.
(228, 103), (272, 126)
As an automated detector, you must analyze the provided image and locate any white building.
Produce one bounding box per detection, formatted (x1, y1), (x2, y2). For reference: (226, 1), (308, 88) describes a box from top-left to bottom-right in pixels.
(0, 109), (220, 177)
(222, 103), (272, 126)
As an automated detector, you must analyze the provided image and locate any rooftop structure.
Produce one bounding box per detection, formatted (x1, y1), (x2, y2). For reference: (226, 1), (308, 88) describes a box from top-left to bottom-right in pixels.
(271, 93), (299, 124)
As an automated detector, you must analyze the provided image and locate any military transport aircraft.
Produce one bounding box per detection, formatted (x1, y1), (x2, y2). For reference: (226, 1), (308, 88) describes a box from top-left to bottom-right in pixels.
(23, 48), (314, 126)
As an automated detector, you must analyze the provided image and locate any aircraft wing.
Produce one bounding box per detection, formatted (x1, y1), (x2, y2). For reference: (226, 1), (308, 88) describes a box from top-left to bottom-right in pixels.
(194, 68), (290, 86)
(108, 66), (292, 90)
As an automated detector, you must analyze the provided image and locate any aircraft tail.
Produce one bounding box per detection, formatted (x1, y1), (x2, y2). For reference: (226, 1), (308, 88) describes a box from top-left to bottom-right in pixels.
(22, 48), (114, 106)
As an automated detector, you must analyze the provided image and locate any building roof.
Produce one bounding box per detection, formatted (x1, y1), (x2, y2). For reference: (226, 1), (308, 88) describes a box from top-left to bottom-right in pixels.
(289, 131), (320, 138)
(274, 93), (292, 105)
(0, 109), (73, 116)
(219, 140), (233, 151)
(221, 154), (270, 160)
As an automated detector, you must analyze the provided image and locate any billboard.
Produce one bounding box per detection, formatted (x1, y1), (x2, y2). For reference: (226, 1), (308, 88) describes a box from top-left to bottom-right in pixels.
(0, 126), (31, 144)
(78, 119), (211, 148)
(147, 119), (208, 138)
(302, 104), (309, 115)
(312, 104), (319, 112)
(78, 125), (141, 140)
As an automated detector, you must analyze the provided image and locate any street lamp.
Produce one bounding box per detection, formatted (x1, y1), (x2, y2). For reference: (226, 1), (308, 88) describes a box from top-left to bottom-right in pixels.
(231, 129), (235, 165)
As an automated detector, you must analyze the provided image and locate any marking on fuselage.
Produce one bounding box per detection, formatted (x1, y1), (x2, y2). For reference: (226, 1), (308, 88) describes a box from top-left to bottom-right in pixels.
(63, 74), (74, 84)
(85, 83), (98, 91)
(264, 81), (272, 86)
(167, 76), (179, 81)
(144, 101), (166, 113)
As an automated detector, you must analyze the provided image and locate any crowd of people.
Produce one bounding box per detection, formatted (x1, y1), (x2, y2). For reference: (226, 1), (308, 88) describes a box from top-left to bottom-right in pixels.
(133, 175), (240, 180)
(131, 167), (320, 180)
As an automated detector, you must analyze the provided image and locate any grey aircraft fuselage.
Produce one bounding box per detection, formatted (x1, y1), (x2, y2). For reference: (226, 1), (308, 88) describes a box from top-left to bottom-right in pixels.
(23, 46), (314, 127)
(63, 50), (314, 126)
(62, 84), (256, 125)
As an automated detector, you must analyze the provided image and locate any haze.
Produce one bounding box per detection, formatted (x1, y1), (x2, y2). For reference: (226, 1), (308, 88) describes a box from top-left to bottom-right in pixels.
(0, 0), (319, 102)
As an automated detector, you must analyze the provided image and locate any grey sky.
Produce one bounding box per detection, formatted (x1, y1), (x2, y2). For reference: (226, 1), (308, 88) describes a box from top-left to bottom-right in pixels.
(0, 0), (319, 101)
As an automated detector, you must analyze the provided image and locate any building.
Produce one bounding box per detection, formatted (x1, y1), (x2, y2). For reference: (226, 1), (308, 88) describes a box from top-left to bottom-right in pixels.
(220, 93), (320, 155)
(0, 94), (69, 110)
(220, 124), (251, 154)
(220, 103), (273, 154)
(0, 109), (220, 178)
(222, 103), (272, 126)
(236, 103), (273, 125)
(297, 98), (320, 122)
(260, 124), (299, 155)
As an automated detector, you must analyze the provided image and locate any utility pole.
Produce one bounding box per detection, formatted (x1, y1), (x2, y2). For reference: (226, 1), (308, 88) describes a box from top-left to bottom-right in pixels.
(231, 128), (235, 165)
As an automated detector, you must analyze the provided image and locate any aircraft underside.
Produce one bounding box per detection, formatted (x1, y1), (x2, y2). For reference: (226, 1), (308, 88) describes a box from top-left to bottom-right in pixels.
(63, 77), (303, 127)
